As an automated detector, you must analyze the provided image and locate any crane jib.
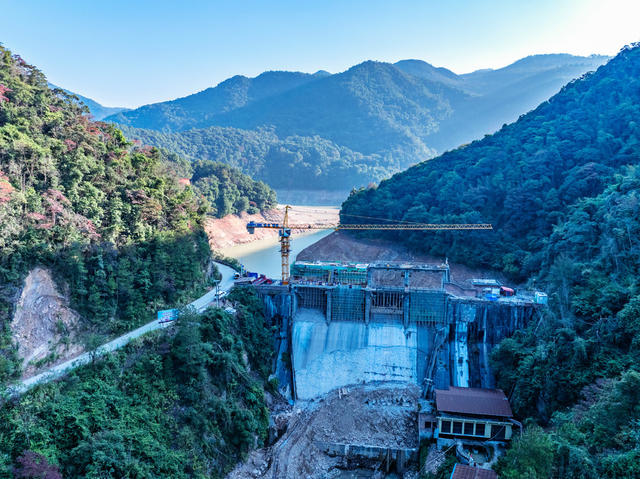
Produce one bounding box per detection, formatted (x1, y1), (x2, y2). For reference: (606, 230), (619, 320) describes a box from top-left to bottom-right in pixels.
(246, 222), (493, 230)
(245, 213), (492, 283)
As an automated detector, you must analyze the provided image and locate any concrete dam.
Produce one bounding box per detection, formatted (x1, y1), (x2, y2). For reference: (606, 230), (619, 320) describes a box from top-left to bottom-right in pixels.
(257, 261), (541, 400)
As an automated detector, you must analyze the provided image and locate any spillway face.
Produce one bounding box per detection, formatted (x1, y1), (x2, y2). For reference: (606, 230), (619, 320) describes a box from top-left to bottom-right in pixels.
(442, 300), (537, 389)
(292, 309), (418, 400)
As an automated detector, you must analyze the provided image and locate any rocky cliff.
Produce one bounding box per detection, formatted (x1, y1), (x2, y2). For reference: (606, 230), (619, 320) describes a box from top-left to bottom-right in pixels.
(10, 268), (84, 378)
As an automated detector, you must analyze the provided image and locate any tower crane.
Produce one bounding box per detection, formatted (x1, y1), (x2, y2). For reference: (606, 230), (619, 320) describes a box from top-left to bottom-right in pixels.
(246, 205), (493, 284)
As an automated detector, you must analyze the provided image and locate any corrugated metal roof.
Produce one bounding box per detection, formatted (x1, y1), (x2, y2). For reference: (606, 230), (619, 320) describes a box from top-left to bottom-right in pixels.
(436, 387), (513, 418)
(450, 464), (498, 479)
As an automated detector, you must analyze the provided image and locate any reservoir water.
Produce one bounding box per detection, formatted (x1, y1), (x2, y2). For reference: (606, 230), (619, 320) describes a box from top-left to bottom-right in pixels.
(221, 229), (333, 279)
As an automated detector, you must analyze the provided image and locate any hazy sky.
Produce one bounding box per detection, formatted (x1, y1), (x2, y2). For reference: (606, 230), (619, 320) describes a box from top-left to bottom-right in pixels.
(2, 0), (638, 108)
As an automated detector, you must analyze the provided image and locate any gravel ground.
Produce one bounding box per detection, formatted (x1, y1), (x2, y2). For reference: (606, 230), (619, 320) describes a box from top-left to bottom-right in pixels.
(226, 383), (420, 479)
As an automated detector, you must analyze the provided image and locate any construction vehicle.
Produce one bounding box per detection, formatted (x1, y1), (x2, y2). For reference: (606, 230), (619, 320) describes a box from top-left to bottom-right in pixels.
(246, 206), (493, 284)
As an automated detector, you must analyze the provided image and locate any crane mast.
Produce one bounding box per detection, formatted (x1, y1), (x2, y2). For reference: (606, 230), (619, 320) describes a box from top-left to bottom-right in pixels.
(280, 205), (292, 283)
(246, 206), (493, 284)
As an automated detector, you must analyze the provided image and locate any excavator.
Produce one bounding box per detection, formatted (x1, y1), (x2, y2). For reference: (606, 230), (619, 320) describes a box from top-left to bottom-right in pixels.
(246, 206), (493, 284)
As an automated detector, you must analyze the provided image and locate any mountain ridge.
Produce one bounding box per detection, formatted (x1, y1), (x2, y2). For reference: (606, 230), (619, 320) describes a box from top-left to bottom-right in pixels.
(105, 53), (609, 135)
(103, 53), (608, 165)
(48, 83), (130, 120)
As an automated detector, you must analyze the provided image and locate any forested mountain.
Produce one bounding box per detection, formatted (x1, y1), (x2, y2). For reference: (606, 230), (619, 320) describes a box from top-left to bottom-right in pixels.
(49, 84), (129, 120)
(0, 47), (274, 385)
(206, 60), (466, 157)
(106, 54), (607, 191)
(106, 70), (328, 131)
(119, 124), (394, 191)
(158, 148), (277, 216)
(0, 47), (279, 478)
(341, 44), (640, 477)
(419, 54), (612, 150)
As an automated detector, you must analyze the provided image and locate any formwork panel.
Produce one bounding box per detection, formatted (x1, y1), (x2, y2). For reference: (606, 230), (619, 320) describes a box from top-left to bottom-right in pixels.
(371, 290), (404, 315)
(291, 265), (331, 283)
(409, 291), (446, 325)
(291, 263), (367, 285)
(331, 286), (365, 322)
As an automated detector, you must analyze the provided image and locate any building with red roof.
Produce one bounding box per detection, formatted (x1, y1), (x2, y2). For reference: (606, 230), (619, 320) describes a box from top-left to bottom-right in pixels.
(450, 464), (498, 479)
(433, 387), (517, 445)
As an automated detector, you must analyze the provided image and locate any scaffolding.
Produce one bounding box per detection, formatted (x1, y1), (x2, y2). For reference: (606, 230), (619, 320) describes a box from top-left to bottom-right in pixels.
(409, 291), (447, 325)
(331, 286), (365, 322)
(291, 264), (331, 283)
(334, 267), (368, 285)
(291, 262), (367, 286)
(296, 286), (327, 312)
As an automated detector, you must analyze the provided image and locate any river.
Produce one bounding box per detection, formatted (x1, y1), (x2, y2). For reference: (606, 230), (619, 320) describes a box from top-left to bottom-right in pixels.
(221, 229), (333, 279)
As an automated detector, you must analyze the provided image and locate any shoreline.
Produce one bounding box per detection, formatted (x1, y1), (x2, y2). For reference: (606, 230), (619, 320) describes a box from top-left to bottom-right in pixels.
(220, 227), (333, 258)
(205, 204), (339, 251)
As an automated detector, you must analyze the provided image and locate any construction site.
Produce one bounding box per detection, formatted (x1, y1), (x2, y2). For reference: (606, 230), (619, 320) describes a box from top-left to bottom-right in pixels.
(226, 210), (545, 477)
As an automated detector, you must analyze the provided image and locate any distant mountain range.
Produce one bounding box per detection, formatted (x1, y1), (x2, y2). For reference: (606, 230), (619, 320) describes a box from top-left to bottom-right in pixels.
(78, 54), (610, 191)
(48, 84), (129, 120)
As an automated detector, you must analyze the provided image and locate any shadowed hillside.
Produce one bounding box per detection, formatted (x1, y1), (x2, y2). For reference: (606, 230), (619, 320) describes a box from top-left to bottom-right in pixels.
(341, 44), (640, 479)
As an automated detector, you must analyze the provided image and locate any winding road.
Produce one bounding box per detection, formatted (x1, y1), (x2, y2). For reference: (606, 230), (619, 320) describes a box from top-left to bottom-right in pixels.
(6, 262), (237, 397)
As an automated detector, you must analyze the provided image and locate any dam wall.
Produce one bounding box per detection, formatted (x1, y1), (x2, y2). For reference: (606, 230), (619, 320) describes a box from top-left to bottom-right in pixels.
(255, 264), (540, 400)
(292, 309), (417, 399)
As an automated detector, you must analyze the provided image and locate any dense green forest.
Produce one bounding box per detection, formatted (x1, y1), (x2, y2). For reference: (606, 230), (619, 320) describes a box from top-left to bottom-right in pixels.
(120, 124), (393, 191)
(158, 148), (277, 216)
(0, 46), (274, 387)
(343, 44), (640, 477)
(106, 70), (328, 131)
(0, 287), (275, 479)
(107, 55), (606, 191)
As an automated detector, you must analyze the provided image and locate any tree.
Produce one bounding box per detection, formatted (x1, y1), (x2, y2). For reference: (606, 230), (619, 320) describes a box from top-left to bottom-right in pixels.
(13, 451), (62, 479)
(496, 426), (556, 479)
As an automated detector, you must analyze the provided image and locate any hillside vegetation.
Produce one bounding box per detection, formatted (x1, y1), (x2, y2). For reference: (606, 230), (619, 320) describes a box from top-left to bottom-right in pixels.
(120, 125), (392, 191)
(159, 149), (277, 217)
(107, 55), (607, 190)
(0, 47), (273, 386)
(342, 44), (640, 477)
(106, 70), (327, 131)
(48, 84), (129, 120)
(0, 288), (275, 479)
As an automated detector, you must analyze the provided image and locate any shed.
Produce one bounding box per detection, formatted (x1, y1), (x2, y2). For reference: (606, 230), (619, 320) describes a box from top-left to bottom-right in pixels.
(434, 387), (515, 443)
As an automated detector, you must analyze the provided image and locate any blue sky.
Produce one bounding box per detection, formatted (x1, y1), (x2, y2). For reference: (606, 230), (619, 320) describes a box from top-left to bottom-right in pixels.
(1, 0), (638, 108)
